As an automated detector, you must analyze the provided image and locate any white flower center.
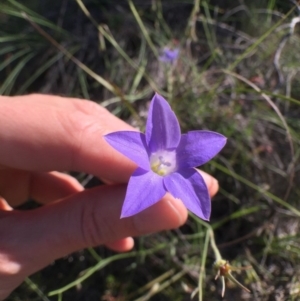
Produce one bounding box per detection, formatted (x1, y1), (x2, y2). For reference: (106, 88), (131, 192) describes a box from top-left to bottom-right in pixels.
(150, 150), (177, 176)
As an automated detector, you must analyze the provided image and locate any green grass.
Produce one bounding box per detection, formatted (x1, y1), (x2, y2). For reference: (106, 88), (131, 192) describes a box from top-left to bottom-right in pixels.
(1, 0), (300, 300)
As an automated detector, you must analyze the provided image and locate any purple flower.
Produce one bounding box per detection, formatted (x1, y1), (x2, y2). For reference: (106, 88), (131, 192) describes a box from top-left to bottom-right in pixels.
(159, 48), (179, 63)
(104, 94), (226, 220)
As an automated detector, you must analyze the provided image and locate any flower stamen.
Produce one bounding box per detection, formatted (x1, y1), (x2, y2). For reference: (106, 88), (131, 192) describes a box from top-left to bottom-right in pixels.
(150, 150), (177, 176)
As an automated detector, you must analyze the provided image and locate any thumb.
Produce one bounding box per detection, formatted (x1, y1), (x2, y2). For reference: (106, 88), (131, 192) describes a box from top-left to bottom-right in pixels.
(12, 184), (188, 274)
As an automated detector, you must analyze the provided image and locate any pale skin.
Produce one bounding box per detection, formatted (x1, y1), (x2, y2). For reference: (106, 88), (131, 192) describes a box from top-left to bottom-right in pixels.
(0, 94), (219, 299)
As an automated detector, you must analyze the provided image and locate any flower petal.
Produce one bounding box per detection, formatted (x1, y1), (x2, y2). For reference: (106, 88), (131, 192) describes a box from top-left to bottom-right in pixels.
(159, 48), (179, 63)
(163, 169), (211, 220)
(104, 131), (150, 170)
(121, 167), (166, 218)
(145, 93), (181, 153)
(176, 131), (226, 169)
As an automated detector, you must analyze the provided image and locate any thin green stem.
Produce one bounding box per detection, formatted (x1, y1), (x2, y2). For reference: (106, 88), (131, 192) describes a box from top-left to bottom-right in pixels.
(189, 215), (222, 261)
(128, 0), (159, 57)
(198, 229), (210, 301)
(210, 161), (300, 217)
(48, 244), (167, 296)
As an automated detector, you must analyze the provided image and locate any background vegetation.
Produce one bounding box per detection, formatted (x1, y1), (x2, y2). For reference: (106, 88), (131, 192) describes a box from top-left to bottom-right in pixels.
(1, 0), (300, 300)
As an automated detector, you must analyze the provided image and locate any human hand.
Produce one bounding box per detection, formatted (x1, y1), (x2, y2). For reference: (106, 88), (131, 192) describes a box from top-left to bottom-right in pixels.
(0, 94), (219, 299)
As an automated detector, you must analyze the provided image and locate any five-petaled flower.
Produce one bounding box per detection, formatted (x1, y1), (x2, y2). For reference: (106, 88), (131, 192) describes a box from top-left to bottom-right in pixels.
(104, 94), (226, 219)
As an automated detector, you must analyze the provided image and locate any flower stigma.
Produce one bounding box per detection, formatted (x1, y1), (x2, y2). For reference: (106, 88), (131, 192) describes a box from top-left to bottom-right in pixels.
(150, 150), (177, 176)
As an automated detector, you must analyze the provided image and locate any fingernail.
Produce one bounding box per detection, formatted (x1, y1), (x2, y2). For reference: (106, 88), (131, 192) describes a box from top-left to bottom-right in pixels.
(133, 195), (187, 234)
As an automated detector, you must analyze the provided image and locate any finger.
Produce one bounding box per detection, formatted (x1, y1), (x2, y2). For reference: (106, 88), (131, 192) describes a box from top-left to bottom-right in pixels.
(0, 197), (12, 211)
(7, 185), (187, 274)
(0, 169), (83, 206)
(0, 94), (136, 183)
(30, 171), (83, 204)
(197, 170), (219, 197)
(105, 237), (135, 252)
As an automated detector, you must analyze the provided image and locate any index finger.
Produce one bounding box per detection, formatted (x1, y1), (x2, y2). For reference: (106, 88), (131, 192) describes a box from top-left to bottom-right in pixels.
(0, 94), (136, 182)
